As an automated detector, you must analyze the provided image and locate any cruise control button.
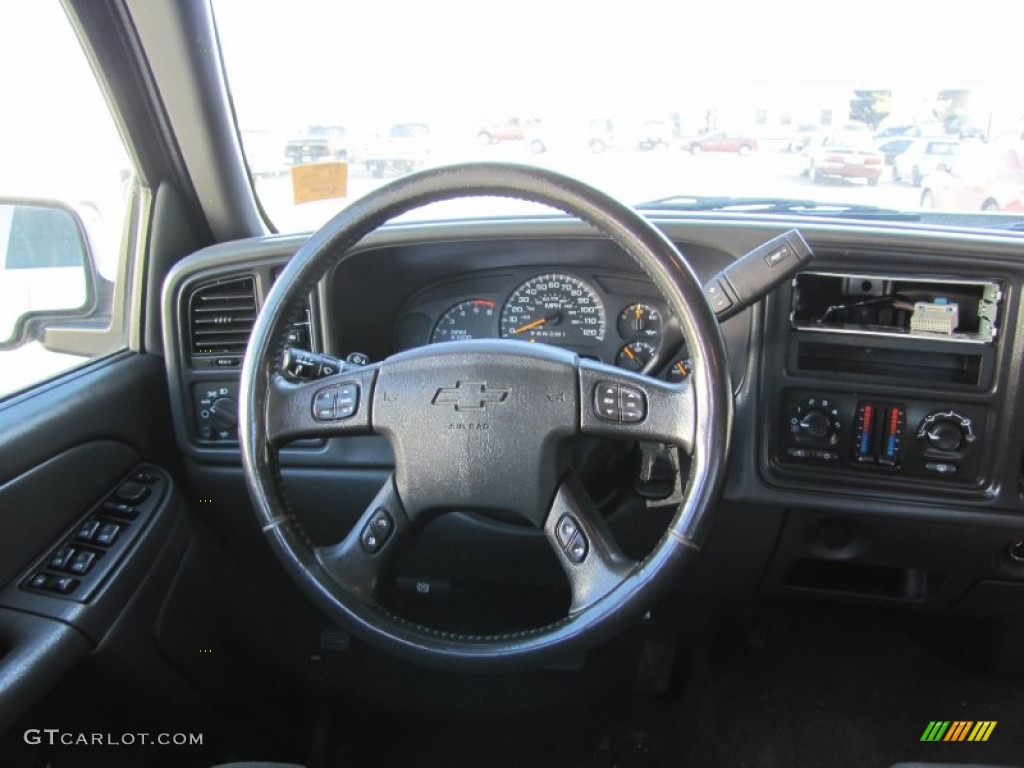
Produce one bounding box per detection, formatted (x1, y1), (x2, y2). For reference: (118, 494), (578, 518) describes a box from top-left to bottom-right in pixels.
(360, 525), (383, 554)
(313, 387), (337, 421)
(556, 515), (579, 548)
(594, 382), (621, 422)
(619, 386), (647, 424)
(566, 531), (589, 564)
(335, 383), (359, 420)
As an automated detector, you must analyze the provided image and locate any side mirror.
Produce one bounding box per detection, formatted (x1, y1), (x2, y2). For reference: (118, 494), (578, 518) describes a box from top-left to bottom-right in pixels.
(936, 161), (953, 174)
(0, 199), (99, 351)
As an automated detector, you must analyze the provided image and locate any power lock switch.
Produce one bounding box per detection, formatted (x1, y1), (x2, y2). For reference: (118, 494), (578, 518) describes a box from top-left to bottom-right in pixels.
(703, 229), (814, 322)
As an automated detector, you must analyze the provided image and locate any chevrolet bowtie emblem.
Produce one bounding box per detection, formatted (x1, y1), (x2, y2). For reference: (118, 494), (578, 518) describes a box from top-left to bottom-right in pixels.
(432, 381), (510, 411)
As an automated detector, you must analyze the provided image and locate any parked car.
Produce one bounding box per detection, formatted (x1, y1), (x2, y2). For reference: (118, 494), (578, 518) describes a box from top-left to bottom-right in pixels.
(873, 124), (922, 140)
(685, 131), (758, 155)
(475, 118), (528, 145)
(875, 137), (914, 166)
(893, 137), (960, 185)
(283, 136), (333, 165)
(804, 132), (885, 185)
(361, 122), (431, 177)
(920, 140), (1024, 211)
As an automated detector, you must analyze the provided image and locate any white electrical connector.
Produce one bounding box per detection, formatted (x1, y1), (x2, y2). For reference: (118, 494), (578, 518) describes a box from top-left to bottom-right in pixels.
(910, 300), (959, 335)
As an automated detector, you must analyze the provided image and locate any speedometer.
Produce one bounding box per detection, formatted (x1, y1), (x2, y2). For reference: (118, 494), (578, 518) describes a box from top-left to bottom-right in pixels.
(499, 273), (606, 347)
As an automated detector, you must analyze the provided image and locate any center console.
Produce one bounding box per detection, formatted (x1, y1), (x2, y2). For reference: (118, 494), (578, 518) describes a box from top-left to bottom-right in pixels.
(764, 270), (1004, 493)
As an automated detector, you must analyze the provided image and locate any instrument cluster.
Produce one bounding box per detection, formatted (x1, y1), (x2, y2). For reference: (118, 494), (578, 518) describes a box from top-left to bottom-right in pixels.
(394, 268), (692, 378)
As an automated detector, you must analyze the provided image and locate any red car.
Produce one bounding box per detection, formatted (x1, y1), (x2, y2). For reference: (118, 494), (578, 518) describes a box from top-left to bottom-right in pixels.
(685, 131), (758, 155)
(805, 133), (884, 186)
(920, 140), (1024, 212)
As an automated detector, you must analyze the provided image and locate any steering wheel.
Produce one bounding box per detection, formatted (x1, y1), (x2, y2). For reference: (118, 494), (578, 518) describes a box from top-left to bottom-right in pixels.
(239, 163), (732, 670)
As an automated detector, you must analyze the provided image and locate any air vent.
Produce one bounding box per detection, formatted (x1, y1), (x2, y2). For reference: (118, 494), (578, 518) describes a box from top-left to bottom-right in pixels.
(188, 276), (258, 355)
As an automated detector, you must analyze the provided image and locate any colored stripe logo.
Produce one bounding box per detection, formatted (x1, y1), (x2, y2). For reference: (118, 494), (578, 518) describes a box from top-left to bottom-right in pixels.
(920, 721), (997, 742)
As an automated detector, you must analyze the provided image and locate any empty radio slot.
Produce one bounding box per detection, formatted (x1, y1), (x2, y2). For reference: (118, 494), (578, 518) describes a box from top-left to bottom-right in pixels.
(792, 272), (1000, 344)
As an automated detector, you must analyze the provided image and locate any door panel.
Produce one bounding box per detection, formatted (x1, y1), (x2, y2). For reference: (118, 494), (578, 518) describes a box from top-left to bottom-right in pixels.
(0, 352), (189, 736)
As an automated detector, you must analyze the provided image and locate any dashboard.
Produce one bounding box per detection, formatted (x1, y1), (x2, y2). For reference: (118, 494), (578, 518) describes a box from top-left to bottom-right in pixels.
(161, 215), (1024, 614)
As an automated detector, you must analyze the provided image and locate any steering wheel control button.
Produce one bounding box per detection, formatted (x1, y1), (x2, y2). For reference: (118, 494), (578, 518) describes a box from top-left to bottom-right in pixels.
(313, 387), (337, 421)
(369, 508), (394, 538)
(361, 509), (395, 554)
(556, 515), (580, 548)
(335, 383), (359, 419)
(619, 386), (647, 423)
(594, 382), (622, 421)
(566, 531), (589, 564)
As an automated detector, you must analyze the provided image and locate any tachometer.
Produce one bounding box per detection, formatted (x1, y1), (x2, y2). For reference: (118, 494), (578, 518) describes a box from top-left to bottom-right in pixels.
(499, 273), (605, 346)
(431, 299), (496, 342)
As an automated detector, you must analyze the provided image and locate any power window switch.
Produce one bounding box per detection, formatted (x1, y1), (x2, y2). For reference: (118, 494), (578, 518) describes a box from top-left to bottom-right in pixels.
(49, 546), (76, 570)
(94, 522), (121, 547)
(75, 519), (101, 543)
(68, 550), (97, 575)
(27, 573), (51, 591)
(49, 576), (79, 594)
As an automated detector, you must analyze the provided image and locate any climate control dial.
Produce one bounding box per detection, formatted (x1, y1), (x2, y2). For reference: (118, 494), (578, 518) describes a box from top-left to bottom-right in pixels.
(916, 410), (976, 453)
(790, 397), (841, 445)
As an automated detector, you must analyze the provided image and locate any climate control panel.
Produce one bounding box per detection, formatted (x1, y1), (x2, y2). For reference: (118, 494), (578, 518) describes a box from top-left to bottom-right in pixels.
(776, 389), (986, 484)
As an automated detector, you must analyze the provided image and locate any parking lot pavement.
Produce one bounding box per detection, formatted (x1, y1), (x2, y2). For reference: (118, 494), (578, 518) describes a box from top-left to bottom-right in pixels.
(255, 147), (922, 233)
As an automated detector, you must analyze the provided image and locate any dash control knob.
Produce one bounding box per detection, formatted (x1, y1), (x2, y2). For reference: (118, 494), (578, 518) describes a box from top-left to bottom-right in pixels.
(799, 409), (833, 440)
(208, 397), (238, 430)
(917, 410), (975, 453)
(790, 397), (841, 445)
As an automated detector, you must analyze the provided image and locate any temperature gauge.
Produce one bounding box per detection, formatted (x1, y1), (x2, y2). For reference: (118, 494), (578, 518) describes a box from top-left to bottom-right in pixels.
(616, 341), (656, 371)
(617, 303), (662, 340)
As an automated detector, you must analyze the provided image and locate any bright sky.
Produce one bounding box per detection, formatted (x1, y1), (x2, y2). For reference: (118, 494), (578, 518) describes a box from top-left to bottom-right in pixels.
(212, 0), (1023, 128)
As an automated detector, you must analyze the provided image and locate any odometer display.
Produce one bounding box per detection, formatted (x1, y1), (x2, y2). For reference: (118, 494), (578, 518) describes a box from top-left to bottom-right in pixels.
(499, 274), (606, 347)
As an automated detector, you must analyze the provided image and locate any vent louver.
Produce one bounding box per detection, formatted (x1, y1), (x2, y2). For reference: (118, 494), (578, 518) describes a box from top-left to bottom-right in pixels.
(188, 276), (258, 355)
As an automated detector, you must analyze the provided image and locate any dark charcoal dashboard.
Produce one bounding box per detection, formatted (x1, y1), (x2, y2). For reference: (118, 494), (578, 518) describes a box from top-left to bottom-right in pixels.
(162, 215), (1024, 616)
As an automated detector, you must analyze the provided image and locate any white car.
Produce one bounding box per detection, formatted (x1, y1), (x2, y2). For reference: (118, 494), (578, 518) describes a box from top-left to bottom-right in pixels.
(893, 137), (960, 186)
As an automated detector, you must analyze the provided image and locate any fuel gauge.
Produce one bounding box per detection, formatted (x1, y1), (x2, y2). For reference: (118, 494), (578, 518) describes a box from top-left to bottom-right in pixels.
(616, 340), (656, 371)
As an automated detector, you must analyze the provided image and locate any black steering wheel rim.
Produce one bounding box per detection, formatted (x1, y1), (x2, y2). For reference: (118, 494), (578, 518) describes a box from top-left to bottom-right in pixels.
(239, 162), (732, 670)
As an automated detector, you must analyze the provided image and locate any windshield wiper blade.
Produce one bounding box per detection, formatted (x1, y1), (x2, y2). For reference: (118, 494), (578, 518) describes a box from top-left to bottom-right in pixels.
(637, 195), (920, 220)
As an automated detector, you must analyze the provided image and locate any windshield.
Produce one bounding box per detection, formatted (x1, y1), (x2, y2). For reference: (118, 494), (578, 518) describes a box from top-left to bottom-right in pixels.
(212, 0), (1024, 232)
